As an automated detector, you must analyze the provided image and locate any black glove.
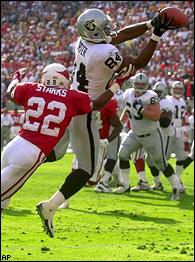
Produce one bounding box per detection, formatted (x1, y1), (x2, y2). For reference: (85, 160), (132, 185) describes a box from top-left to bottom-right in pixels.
(151, 12), (176, 37)
(133, 100), (144, 114)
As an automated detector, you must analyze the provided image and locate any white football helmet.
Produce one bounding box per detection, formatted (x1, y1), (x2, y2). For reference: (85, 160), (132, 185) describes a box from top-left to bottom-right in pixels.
(152, 82), (168, 99)
(132, 73), (149, 94)
(76, 9), (116, 43)
(41, 63), (70, 88)
(171, 81), (184, 98)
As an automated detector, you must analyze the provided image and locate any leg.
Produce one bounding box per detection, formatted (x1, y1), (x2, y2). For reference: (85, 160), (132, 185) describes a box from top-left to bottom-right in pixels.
(143, 129), (179, 200)
(131, 148), (150, 192)
(95, 134), (120, 192)
(1, 136), (45, 202)
(174, 136), (190, 193)
(113, 131), (141, 193)
(36, 113), (99, 237)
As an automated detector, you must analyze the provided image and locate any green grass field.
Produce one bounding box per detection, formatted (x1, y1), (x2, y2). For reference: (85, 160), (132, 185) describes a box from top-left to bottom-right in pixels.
(1, 154), (194, 261)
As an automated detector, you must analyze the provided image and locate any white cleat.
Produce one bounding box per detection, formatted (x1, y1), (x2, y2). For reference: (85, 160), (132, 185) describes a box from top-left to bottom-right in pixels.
(150, 183), (165, 192)
(58, 200), (70, 209)
(113, 185), (130, 194)
(171, 188), (180, 201)
(36, 201), (55, 238)
(95, 181), (111, 193)
(131, 180), (150, 192)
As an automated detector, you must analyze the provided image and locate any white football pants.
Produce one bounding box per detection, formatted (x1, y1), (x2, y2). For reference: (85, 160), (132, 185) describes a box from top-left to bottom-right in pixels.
(1, 136), (46, 202)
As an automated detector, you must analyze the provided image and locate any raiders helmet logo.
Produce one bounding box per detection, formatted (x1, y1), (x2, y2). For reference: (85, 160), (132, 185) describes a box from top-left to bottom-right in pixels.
(84, 19), (96, 31)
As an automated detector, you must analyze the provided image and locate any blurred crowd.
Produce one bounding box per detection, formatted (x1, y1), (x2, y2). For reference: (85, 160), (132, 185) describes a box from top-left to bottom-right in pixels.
(1, 1), (194, 109)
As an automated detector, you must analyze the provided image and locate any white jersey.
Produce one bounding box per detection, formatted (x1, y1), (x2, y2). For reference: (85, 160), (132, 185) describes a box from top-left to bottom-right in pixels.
(71, 37), (124, 99)
(188, 115), (194, 130)
(114, 90), (125, 117)
(159, 96), (175, 136)
(123, 88), (160, 136)
(167, 95), (186, 127)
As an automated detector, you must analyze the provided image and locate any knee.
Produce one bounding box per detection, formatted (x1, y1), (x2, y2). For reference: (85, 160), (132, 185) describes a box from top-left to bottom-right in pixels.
(152, 159), (166, 171)
(118, 148), (129, 162)
(163, 163), (174, 177)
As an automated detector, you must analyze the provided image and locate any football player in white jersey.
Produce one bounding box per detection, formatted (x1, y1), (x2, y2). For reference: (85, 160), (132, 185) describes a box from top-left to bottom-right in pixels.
(146, 82), (174, 191)
(174, 109), (194, 174)
(166, 81), (190, 192)
(117, 73), (180, 200)
(36, 8), (179, 237)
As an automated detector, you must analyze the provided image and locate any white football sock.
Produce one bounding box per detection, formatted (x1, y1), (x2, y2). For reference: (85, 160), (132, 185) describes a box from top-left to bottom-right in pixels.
(175, 165), (184, 179)
(47, 191), (66, 210)
(166, 174), (178, 190)
(153, 172), (162, 184)
(138, 171), (147, 183)
(101, 171), (112, 183)
(119, 168), (130, 187)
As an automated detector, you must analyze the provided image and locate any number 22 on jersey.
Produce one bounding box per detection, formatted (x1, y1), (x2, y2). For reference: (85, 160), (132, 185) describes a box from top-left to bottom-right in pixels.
(23, 97), (66, 137)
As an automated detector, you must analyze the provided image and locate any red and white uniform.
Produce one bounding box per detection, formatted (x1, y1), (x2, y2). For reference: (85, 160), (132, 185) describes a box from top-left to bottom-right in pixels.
(89, 99), (119, 183)
(98, 99), (118, 139)
(1, 82), (93, 201)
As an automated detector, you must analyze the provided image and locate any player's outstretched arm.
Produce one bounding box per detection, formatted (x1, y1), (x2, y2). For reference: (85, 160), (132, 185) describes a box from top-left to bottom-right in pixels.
(6, 68), (27, 102)
(116, 12), (176, 72)
(107, 114), (123, 142)
(111, 21), (152, 45)
(92, 73), (132, 110)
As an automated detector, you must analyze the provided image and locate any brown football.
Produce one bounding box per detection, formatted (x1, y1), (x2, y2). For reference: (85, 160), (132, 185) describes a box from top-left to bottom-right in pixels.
(160, 7), (188, 28)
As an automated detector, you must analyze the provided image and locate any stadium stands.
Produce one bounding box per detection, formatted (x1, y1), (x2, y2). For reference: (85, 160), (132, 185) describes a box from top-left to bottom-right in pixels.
(1, 1), (194, 109)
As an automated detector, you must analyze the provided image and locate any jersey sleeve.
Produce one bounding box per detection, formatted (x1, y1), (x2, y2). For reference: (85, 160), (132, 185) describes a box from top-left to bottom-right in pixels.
(99, 45), (123, 72)
(104, 99), (117, 118)
(123, 89), (132, 104)
(13, 82), (36, 106)
(73, 90), (92, 115)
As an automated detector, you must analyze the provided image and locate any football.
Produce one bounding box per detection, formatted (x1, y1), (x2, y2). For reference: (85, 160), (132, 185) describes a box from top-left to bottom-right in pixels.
(159, 7), (188, 28)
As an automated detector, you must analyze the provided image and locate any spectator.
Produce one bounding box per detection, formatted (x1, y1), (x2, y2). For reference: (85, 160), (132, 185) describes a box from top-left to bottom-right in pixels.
(1, 1), (194, 108)
(1, 108), (14, 150)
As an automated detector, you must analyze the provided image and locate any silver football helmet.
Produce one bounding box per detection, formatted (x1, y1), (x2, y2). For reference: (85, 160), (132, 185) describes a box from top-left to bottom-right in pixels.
(171, 81), (184, 98)
(76, 9), (116, 43)
(132, 73), (149, 94)
(152, 82), (168, 99)
(41, 63), (70, 88)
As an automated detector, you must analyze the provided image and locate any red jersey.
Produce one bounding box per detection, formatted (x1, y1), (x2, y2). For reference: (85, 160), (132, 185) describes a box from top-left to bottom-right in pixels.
(99, 99), (118, 139)
(13, 82), (92, 156)
(10, 111), (22, 127)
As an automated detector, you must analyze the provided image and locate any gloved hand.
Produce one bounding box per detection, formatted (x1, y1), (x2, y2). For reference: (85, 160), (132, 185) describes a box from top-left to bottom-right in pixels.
(133, 99), (144, 114)
(99, 138), (109, 150)
(12, 68), (27, 82)
(151, 12), (176, 37)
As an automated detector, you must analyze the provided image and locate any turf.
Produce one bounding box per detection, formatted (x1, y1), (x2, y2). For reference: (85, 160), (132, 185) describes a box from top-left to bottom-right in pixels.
(1, 154), (194, 261)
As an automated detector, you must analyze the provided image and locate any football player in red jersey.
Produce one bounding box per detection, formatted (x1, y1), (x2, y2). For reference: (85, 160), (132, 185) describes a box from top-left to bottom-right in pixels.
(89, 98), (122, 187)
(1, 63), (123, 212)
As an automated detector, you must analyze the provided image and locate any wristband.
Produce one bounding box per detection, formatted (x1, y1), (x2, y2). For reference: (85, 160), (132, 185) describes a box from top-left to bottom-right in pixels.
(140, 107), (144, 114)
(150, 33), (161, 42)
(146, 21), (153, 29)
(109, 83), (120, 94)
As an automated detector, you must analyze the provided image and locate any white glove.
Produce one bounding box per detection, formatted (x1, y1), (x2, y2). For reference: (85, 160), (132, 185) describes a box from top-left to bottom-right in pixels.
(99, 139), (109, 150)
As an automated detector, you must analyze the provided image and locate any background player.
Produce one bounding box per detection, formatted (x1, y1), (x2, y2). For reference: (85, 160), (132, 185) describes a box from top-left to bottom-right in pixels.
(117, 73), (180, 200)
